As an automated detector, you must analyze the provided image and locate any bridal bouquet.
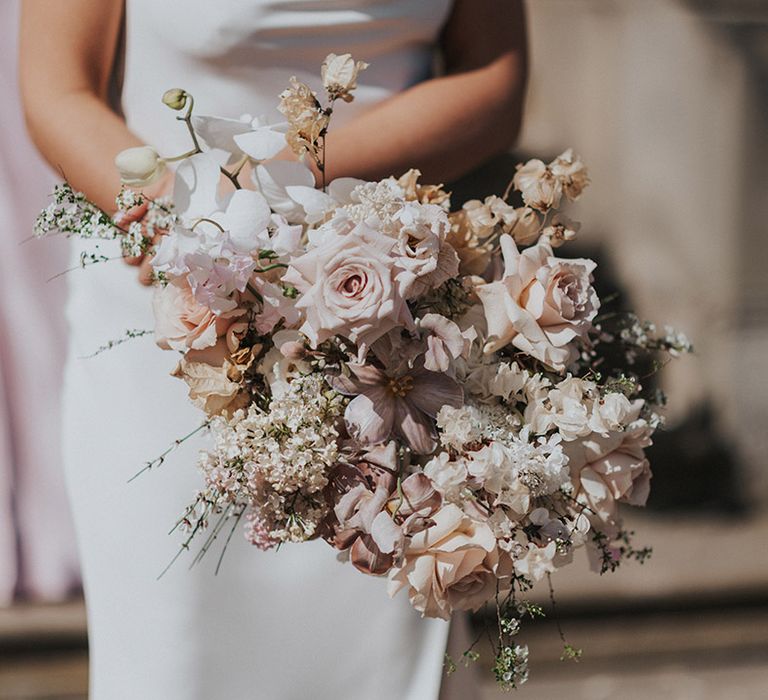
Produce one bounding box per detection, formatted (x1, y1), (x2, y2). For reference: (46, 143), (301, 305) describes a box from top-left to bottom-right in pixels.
(36, 54), (690, 689)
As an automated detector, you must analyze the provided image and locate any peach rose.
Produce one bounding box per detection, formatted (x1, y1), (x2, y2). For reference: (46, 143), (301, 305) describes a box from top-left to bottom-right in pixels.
(565, 419), (653, 529)
(388, 504), (498, 620)
(153, 280), (235, 352)
(476, 235), (599, 371)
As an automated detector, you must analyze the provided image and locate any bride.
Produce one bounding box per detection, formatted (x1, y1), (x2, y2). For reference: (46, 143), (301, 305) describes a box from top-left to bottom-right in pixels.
(19, 1), (527, 698)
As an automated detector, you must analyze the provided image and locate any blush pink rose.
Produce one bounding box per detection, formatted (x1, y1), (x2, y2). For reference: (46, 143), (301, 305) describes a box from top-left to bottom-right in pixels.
(153, 279), (236, 351)
(388, 504), (498, 620)
(283, 222), (414, 353)
(565, 419), (653, 530)
(476, 235), (599, 371)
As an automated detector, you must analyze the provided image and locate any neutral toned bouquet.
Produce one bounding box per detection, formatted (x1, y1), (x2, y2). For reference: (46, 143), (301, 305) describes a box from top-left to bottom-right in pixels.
(36, 53), (691, 689)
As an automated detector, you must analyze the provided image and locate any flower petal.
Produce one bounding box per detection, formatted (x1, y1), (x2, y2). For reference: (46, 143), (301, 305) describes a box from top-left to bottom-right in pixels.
(408, 372), (463, 418)
(345, 389), (395, 446)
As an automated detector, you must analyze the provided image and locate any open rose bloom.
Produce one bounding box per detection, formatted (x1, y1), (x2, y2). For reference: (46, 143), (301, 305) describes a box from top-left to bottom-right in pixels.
(37, 55), (691, 689)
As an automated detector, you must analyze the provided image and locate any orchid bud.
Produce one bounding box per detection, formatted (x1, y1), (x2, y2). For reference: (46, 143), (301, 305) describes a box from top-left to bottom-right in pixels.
(115, 146), (166, 188)
(162, 88), (188, 111)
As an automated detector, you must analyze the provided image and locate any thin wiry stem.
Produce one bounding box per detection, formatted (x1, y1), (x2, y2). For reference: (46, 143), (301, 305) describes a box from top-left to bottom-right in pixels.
(128, 422), (210, 483)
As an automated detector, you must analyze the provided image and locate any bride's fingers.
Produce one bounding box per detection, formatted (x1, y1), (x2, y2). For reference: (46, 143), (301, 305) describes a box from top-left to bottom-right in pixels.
(114, 200), (149, 227)
(124, 252), (145, 266)
(138, 255), (155, 286)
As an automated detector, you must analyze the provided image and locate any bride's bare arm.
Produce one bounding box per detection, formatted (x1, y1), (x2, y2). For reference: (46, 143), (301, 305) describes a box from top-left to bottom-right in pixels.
(19, 0), (147, 213)
(322, 0), (528, 184)
(21, 0), (525, 205)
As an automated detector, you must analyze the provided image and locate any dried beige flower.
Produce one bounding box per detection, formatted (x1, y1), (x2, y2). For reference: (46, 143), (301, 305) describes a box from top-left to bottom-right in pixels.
(321, 53), (368, 103)
(278, 77), (328, 159)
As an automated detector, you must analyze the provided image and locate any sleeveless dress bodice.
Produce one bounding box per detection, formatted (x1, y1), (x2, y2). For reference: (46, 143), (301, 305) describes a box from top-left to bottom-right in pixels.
(61, 3), (474, 700)
(123, 0), (453, 149)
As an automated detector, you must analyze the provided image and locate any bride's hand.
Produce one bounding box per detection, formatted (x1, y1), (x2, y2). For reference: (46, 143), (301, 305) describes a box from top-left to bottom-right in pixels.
(118, 174), (173, 286)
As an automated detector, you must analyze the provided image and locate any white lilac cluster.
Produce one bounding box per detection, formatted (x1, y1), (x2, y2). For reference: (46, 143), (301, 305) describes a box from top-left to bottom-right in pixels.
(39, 53), (690, 689)
(196, 374), (342, 548)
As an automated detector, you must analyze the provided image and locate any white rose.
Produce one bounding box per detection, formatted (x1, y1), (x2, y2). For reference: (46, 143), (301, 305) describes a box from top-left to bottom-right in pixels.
(115, 146), (165, 187)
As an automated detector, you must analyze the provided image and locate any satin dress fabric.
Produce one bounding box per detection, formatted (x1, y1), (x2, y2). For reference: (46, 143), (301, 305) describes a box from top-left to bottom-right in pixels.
(61, 2), (482, 698)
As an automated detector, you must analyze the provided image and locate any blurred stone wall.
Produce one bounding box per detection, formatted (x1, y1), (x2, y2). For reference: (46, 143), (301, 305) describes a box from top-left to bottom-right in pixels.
(518, 0), (768, 507)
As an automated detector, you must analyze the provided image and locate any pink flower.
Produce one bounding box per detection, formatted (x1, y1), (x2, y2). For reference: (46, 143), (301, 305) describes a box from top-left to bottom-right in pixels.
(565, 419), (653, 531)
(153, 279), (236, 351)
(388, 504), (498, 619)
(283, 222), (414, 353)
(476, 235), (599, 371)
(419, 314), (465, 372)
(330, 359), (463, 454)
(248, 276), (301, 335)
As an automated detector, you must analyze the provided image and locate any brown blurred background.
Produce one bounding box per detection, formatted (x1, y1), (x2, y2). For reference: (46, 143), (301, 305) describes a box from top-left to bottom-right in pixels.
(1, 1), (767, 698)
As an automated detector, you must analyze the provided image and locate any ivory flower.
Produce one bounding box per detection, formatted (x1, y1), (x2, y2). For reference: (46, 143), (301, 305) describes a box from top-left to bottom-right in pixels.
(321, 53), (369, 102)
(115, 146), (166, 187)
(541, 214), (580, 248)
(388, 504), (498, 619)
(550, 148), (590, 201)
(513, 541), (557, 582)
(278, 77), (328, 159)
(419, 313), (465, 372)
(512, 158), (562, 212)
(476, 235), (600, 371)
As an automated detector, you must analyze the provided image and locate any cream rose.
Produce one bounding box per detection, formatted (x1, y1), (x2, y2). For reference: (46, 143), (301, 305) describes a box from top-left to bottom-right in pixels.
(153, 280), (235, 352)
(476, 235), (600, 371)
(565, 419), (653, 528)
(283, 223), (414, 352)
(388, 504), (499, 620)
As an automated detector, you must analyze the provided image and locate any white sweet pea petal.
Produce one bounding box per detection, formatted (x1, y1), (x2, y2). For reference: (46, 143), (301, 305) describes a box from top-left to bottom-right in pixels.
(284, 185), (335, 225)
(215, 190), (272, 254)
(174, 151), (224, 221)
(251, 160), (315, 223)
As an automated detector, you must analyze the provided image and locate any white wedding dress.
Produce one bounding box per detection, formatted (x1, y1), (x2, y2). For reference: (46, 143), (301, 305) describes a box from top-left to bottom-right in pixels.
(62, 2), (477, 699)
